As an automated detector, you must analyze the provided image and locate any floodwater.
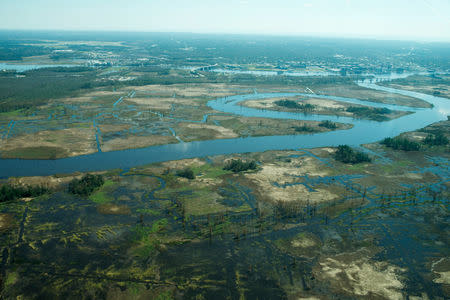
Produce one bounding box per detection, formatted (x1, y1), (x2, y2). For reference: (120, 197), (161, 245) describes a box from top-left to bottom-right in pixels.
(0, 73), (449, 298)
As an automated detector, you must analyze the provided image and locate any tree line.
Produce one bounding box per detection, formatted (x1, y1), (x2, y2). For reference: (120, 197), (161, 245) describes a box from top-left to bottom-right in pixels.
(0, 184), (49, 202)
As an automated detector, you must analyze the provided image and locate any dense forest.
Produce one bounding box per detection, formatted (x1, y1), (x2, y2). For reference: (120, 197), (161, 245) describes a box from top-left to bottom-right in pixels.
(0, 67), (97, 112)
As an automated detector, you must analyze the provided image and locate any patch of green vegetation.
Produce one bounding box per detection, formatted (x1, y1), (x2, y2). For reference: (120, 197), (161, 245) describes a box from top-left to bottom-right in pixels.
(176, 168), (195, 179)
(381, 137), (421, 151)
(191, 164), (232, 178)
(183, 188), (228, 216)
(346, 106), (391, 121)
(1, 146), (67, 159)
(69, 174), (105, 196)
(131, 219), (169, 257)
(334, 145), (371, 164)
(224, 159), (258, 173)
(378, 160), (414, 173)
(274, 99), (315, 111)
(89, 179), (115, 203)
(0, 183), (49, 202)
(4, 270), (18, 287)
(424, 132), (449, 146)
(133, 219), (168, 240)
(319, 120), (337, 129)
(155, 290), (174, 300)
(0, 109), (24, 118)
(233, 203), (252, 213)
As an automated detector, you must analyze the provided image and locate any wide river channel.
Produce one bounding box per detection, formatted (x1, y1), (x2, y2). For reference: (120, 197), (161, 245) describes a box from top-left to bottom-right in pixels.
(1, 74), (449, 178)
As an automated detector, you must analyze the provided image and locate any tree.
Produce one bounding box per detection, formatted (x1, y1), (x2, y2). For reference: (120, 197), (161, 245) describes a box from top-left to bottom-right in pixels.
(176, 168), (195, 179)
(334, 145), (371, 164)
(68, 174), (105, 196)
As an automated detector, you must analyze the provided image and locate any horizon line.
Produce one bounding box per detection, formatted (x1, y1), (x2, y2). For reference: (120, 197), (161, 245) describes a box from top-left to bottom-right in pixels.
(1, 28), (449, 44)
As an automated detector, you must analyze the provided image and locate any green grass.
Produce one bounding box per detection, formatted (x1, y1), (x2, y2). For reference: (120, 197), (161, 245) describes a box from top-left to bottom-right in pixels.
(378, 160), (414, 173)
(191, 164), (232, 178)
(0, 109), (24, 118)
(183, 188), (228, 216)
(4, 271), (18, 287)
(89, 180), (115, 203)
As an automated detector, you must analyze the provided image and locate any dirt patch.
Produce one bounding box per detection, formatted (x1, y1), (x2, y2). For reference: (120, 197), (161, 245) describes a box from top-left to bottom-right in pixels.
(182, 123), (238, 139)
(126, 96), (203, 110)
(314, 248), (405, 299)
(8, 174), (79, 189)
(1, 127), (97, 159)
(128, 83), (245, 98)
(160, 158), (206, 170)
(245, 157), (338, 204)
(431, 258), (450, 285)
(319, 84), (431, 108)
(275, 232), (323, 259)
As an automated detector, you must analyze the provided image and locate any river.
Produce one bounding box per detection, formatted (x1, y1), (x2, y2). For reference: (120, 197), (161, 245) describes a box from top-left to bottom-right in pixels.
(0, 75), (448, 178)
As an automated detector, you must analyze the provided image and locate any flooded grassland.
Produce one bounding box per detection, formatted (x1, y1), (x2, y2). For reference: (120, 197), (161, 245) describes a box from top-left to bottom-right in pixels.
(0, 120), (448, 299)
(1, 79), (418, 160)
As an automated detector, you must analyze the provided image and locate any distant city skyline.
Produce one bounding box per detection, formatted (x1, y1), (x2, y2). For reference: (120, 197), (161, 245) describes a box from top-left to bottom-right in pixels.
(1, 0), (449, 42)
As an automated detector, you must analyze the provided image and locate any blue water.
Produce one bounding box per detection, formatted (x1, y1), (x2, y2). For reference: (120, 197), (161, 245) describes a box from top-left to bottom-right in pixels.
(0, 63), (78, 72)
(0, 77), (448, 178)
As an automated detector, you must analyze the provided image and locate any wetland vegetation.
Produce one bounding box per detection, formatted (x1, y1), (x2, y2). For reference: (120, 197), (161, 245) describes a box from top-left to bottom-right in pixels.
(0, 31), (449, 299)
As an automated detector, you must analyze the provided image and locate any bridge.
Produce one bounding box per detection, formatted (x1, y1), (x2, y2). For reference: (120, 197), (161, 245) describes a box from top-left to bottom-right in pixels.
(191, 64), (218, 72)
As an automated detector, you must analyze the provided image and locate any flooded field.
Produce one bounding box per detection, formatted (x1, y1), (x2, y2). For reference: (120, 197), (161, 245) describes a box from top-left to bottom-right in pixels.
(0, 141), (448, 298)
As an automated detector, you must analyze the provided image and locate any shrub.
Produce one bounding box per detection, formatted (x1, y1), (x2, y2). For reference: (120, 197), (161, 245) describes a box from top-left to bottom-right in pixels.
(319, 120), (338, 129)
(293, 125), (316, 132)
(176, 168), (195, 179)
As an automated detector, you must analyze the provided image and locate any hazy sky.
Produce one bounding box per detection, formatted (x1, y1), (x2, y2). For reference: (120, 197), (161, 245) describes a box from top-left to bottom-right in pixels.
(1, 0), (449, 41)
